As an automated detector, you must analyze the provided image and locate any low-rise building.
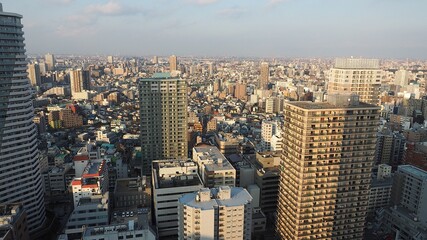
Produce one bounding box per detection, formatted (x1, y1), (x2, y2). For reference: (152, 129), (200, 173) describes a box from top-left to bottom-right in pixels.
(193, 145), (236, 188)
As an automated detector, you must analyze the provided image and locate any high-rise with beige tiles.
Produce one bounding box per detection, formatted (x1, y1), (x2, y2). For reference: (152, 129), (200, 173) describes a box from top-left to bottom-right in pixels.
(276, 94), (380, 240)
(169, 55), (178, 72)
(139, 73), (188, 175)
(327, 58), (383, 105)
(259, 62), (269, 89)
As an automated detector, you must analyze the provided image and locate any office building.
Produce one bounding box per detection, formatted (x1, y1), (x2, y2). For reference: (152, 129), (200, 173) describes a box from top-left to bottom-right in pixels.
(178, 186), (253, 240)
(246, 152), (281, 214)
(0, 204), (30, 240)
(114, 177), (151, 209)
(192, 145), (236, 188)
(27, 63), (41, 87)
(0, 5), (46, 233)
(70, 69), (90, 96)
(379, 165), (427, 240)
(276, 94), (380, 239)
(44, 53), (55, 71)
(139, 73), (188, 175)
(152, 159), (203, 239)
(169, 55), (177, 72)
(260, 62), (269, 89)
(327, 58), (383, 105)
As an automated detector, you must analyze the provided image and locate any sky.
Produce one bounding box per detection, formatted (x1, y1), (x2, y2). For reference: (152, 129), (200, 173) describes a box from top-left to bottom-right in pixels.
(2, 0), (427, 59)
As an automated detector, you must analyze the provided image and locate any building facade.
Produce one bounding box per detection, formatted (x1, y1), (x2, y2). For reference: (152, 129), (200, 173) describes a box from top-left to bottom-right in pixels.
(139, 73), (188, 175)
(276, 94), (380, 239)
(178, 186), (253, 240)
(328, 58), (383, 105)
(0, 5), (46, 233)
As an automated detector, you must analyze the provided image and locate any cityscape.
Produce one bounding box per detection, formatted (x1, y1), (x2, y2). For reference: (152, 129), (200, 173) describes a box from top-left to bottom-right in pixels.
(1, 1), (427, 240)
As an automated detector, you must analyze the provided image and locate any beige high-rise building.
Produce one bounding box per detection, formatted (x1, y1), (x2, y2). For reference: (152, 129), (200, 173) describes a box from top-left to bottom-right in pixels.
(44, 53), (55, 71)
(70, 69), (90, 96)
(107, 55), (114, 64)
(178, 186), (253, 240)
(260, 62), (269, 89)
(152, 55), (158, 64)
(27, 63), (41, 87)
(169, 55), (177, 72)
(327, 58), (383, 105)
(276, 94), (380, 240)
(139, 73), (188, 175)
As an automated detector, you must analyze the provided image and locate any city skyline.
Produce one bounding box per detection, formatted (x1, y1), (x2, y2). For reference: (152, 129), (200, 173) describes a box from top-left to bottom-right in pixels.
(2, 0), (427, 59)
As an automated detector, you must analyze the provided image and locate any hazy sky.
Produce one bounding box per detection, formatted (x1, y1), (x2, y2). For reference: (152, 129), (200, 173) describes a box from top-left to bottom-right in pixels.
(2, 0), (427, 58)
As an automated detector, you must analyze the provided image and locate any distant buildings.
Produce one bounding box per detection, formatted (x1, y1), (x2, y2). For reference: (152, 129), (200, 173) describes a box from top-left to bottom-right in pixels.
(27, 63), (41, 87)
(45, 53), (55, 71)
(107, 55), (114, 64)
(138, 73), (188, 175)
(328, 58), (382, 105)
(178, 186), (253, 240)
(70, 69), (91, 97)
(0, 6), (46, 233)
(276, 94), (380, 239)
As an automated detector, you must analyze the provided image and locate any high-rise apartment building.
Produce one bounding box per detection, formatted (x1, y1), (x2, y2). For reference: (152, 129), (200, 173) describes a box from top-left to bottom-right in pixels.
(107, 55), (114, 64)
(178, 186), (253, 240)
(152, 55), (158, 64)
(169, 55), (177, 72)
(139, 73), (188, 175)
(276, 94), (380, 239)
(394, 69), (410, 87)
(0, 4), (46, 233)
(70, 69), (90, 96)
(260, 62), (269, 89)
(27, 63), (41, 86)
(44, 53), (55, 71)
(328, 58), (383, 105)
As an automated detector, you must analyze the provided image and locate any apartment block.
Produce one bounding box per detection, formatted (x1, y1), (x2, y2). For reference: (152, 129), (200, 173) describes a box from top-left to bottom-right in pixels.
(178, 186), (253, 240)
(276, 94), (380, 239)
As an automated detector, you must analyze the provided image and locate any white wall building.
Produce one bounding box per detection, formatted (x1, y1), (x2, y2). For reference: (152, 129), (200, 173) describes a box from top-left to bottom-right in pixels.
(178, 186), (253, 240)
(152, 159), (203, 239)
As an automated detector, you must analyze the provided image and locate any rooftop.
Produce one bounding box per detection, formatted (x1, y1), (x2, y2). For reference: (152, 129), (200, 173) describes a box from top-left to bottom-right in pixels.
(398, 165), (427, 179)
(286, 101), (378, 110)
(152, 160), (203, 189)
(179, 187), (252, 210)
(82, 160), (106, 177)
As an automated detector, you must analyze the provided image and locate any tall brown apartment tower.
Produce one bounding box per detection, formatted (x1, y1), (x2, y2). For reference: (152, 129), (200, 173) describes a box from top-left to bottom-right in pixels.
(169, 55), (178, 72)
(260, 62), (269, 89)
(276, 94), (380, 240)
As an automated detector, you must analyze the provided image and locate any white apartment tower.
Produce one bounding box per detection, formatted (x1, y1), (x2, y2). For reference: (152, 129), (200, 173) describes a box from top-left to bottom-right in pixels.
(0, 4), (46, 233)
(178, 186), (253, 240)
(328, 58), (383, 105)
